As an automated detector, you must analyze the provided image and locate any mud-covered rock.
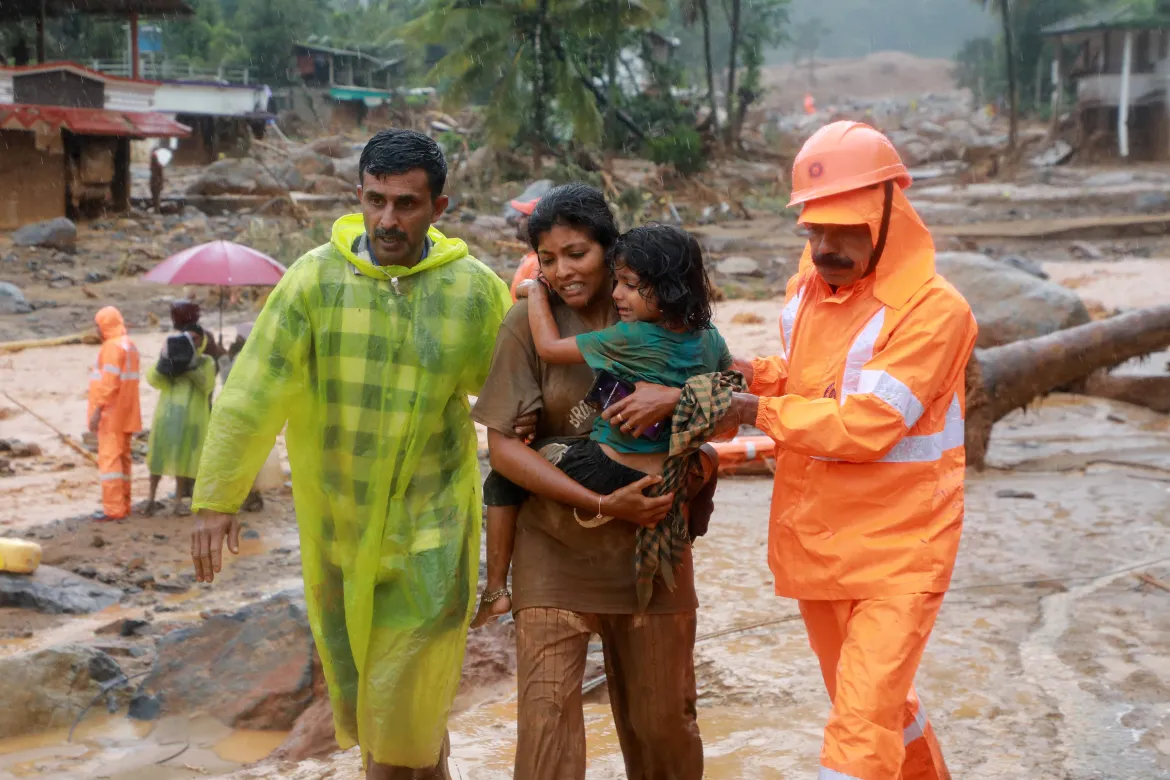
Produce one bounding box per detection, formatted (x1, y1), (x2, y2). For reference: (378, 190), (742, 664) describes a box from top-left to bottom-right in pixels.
(0, 282), (32, 315)
(307, 175), (355, 196)
(935, 252), (1091, 348)
(716, 256), (763, 277)
(0, 565), (122, 614)
(187, 159), (284, 197)
(12, 217), (77, 251)
(141, 591), (314, 729)
(0, 645), (124, 739)
(333, 153), (361, 184)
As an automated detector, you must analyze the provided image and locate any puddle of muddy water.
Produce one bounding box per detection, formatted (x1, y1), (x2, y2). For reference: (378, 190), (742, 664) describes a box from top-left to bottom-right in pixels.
(0, 714), (288, 780)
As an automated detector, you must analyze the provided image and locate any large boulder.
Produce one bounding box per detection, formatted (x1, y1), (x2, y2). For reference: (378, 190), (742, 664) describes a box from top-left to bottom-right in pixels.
(140, 591), (315, 729)
(291, 151), (335, 178)
(0, 282), (32, 315)
(935, 252), (1091, 348)
(0, 644), (124, 739)
(0, 565), (122, 614)
(334, 153), (361, 184)
(12, 217), (77, 251)
(187, 158), (285, 197)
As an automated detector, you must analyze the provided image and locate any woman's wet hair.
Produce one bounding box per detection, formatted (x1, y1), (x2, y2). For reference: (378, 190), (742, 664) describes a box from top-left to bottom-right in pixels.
(527, 183), (619, 253)
(611, 224), (715, 331)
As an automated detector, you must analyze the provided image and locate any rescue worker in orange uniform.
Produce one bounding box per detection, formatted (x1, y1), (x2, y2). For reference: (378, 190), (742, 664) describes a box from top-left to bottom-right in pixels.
(726, 121), (978, 780)
(508, 197), (541, 301)
(88, 306), (142, 521)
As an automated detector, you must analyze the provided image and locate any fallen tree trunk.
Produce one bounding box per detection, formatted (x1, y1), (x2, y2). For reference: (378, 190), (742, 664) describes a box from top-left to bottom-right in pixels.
(0, 330), (101, 353)
(966, 304), (1170, 469)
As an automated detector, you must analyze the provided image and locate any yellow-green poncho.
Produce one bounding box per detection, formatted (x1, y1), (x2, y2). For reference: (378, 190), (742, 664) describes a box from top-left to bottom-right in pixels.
(145, 353), (216, 478)
(192, 215), (510, 767)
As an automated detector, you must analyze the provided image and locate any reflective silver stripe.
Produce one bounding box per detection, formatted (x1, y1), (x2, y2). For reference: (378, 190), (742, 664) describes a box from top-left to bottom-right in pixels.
(102, 364), (120, 374)
(819, 768), (863, 780)
(858, 369), (926, 428)
(904, 703), (929, 746)
(99, 472), (130, 482)
(780, 288), (803, 358)
(877, 394), (964, 464)
(89, 371), (101, 380)
(121, 372), (139, 380)
(839, 308), (886, 401)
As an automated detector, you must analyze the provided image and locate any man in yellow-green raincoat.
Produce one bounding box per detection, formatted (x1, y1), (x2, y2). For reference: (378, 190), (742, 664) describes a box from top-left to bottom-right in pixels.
(189, 129), (511, 778)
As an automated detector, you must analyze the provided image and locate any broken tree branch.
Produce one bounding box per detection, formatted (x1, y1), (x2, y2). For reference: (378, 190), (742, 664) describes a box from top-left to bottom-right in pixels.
(2, 391), (98, 466)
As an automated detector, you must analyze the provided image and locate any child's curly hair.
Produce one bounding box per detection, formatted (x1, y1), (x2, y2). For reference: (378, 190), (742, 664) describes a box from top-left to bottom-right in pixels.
(609, 224), (715, 330)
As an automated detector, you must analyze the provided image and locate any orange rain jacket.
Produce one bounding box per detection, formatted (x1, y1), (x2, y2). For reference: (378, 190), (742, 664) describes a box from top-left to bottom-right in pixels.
(752, 185), (978, 601)
(88, 306), (142, 434)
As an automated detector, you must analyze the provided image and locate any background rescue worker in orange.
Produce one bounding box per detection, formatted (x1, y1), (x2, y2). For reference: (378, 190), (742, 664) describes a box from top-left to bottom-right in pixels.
(508, 197), (541, 300)
(87, 306), (142, 522)
(725, 121), (978, 780)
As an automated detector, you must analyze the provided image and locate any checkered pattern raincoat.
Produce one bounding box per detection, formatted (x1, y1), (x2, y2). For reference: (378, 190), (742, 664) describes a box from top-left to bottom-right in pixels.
(145, 351), (216, 479)
(192, 214), (511, 767)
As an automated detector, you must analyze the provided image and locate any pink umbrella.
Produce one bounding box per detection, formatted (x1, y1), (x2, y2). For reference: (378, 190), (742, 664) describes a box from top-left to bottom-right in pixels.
(143, 240), (286, 286)
(143, 240), (288, 342)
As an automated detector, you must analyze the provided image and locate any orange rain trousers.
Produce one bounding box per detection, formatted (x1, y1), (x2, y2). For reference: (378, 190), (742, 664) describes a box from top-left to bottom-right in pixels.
(800, 593), (950, 780)
(88, 307), (142, 520)
(98, 432), (133, 518)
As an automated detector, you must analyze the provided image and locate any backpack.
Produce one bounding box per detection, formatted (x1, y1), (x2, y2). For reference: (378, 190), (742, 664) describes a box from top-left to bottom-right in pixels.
(156, 332), (197, 377)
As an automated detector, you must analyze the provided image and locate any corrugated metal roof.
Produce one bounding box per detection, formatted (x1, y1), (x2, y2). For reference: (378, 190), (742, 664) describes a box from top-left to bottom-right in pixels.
(0, 0), (192, 21)
(1, 62), (160, 89)
(1042, 2), (1170, 36)
(0, 103), (190, 137)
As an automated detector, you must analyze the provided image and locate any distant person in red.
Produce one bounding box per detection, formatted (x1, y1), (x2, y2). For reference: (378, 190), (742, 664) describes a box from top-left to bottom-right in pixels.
(804, 92), (817, 115)
(509, 197), (541, 301)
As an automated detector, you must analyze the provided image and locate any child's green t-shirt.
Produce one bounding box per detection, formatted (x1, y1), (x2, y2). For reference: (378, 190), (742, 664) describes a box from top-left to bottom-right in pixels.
(575, 320), (732, 454)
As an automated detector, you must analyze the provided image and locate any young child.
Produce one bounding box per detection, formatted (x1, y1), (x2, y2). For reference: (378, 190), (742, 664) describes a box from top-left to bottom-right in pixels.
(472, 224), (731, 627)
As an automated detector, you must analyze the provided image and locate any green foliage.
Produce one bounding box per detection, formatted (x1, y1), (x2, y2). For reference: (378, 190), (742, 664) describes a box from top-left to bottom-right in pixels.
(957, 0), (1090, 112)
(408, 0), (662, 152)
(646, 126), (706, 174)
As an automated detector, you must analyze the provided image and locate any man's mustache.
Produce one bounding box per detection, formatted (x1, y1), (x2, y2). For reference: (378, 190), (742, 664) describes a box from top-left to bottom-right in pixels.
(374, 227), (409, 242)
(813, 253), (854, 270)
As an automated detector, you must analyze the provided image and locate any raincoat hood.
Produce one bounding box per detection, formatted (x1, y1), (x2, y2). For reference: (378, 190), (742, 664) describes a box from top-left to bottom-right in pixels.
(797, 183), (935, 310)
(330, 213), (469, 280)
(95, 306), (127, 340)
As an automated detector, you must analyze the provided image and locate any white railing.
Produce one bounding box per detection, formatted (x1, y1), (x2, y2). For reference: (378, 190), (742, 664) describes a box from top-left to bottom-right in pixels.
(90, 59), (252, 85)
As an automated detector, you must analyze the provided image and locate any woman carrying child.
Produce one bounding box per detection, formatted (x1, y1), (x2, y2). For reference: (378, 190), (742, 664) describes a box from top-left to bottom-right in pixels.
(471, 183), (735, 780)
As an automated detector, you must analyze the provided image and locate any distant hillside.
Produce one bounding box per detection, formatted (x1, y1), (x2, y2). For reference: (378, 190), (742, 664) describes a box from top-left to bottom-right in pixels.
(774, 0), (996, 62)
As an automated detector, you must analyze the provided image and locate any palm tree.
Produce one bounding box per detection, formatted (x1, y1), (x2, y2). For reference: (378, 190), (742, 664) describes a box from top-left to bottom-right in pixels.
(409, 0), (657, 165)
(979, 0), (1018, 150)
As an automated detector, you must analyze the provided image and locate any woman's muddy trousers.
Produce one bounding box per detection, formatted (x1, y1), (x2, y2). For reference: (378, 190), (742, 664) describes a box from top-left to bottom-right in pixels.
(800, 593), (951, 780)
(513, 607), (702, 780)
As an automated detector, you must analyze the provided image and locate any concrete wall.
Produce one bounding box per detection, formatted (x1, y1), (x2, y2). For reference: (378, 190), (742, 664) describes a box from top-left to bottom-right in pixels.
(153, 82), (267, 115)
(0, 129), (65, 229)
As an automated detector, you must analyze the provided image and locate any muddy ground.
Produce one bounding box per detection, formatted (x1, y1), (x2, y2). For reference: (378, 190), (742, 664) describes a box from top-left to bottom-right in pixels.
(2, 290), (1170, 779)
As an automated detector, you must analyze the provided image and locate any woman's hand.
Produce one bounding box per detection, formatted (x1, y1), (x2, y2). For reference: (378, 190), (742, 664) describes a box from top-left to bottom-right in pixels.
(601, 382), (681, 439)
(602, 475), (674, 527)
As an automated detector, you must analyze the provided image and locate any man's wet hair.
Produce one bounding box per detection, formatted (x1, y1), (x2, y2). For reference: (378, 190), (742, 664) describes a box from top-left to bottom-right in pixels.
(611, 224), (715, 331)
(358, 129), (447, 198)
(527, 183), (619, 254)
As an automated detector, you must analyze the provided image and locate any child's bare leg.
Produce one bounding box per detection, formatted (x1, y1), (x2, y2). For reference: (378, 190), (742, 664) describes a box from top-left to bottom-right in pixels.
(471, 504), (517, 628)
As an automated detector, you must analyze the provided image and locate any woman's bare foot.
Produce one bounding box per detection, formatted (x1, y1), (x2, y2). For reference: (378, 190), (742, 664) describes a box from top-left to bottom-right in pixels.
(142, 500), (164, 517)
(470, 591), (511, 628)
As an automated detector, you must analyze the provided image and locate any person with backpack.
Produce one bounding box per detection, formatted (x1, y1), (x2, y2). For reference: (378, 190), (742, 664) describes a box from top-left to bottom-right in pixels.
(143, 301), (217, 516)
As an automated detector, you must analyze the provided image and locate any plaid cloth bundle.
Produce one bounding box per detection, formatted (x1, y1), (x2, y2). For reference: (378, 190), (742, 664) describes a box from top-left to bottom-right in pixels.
(636, 369), (746, 609)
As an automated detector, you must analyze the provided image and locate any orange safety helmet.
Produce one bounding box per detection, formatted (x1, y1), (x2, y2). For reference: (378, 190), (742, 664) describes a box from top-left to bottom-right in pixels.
(788, 121), (912, 208)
